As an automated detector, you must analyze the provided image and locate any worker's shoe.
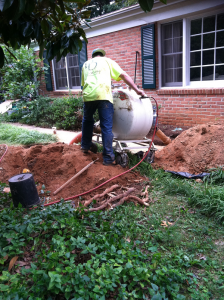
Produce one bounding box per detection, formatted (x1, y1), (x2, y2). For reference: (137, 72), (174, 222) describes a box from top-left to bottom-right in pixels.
(81, 147), (88, 153)
(81, 143), (98, 154)
(89, 142), (98, 154)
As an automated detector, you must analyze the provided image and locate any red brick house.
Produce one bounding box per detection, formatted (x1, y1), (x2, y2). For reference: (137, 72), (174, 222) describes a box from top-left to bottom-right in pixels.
(38, 0), (224, 127)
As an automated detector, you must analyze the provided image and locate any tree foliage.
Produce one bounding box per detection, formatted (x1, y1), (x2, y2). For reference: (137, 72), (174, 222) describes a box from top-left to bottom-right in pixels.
(115, 0), (167, 12)
(0, 0), (167, 68)
(0, 46), (47, 100)
(0, 0), (92, 68)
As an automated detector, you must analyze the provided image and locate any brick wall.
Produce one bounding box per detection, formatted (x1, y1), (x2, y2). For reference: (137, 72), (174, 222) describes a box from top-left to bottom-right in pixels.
(87, 25), (224, 127)
(40, 24), (224, 127)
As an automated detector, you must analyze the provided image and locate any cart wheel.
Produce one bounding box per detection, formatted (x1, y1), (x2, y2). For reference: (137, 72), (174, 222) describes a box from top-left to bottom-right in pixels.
(116, 153), (129, 168)
(144, 150), (155, 164)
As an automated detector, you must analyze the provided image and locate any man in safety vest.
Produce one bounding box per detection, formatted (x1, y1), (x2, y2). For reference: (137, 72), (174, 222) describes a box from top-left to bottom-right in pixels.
(81, 48), (146, 166)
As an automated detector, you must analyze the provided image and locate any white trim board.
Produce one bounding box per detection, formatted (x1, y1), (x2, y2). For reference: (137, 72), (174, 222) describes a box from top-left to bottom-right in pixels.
(85, 0), (224, 38)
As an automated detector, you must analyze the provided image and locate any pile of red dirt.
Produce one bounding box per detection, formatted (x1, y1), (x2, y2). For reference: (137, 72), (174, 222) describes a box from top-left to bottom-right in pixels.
(0, 143), (145, 204)
(154, 121), (224, 174)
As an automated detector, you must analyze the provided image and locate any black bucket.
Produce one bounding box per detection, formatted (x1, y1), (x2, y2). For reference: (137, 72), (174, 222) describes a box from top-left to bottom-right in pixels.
(8, 173), (40, 208)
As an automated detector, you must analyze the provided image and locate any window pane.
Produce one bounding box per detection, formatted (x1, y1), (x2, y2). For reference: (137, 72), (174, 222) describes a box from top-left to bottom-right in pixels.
(190, 51), (201, 66)
(191, 36), (201, 51)
(202, 50), (214, 65)
(173, 37), (182, 52)
(216, 48), (224, 64)
(202, 66), (214, 80)
(215, 65), (224, 80)
(164, 55), (173, 69)
(173, 22), (182, 37)
(163, 24), (172, 39)
(161, 20), (182, 86)
(54, 57), (66, 69)
(165, 69), (173, 83)
(67, 53), (80, 88)
(217, 13), (224, 30)
(174, 68), (182, 82)
(203, 15), (215, 33)
(190, 67), (200, 81)
(203, 33), (215, 49)
(191, 19), (202, 35)
(53, 57), (68, 90)
(174, 53), (182, 68)
(216, 31), (224, 47)
(164, 39), (172, 54)
(190, 13), (224, 82)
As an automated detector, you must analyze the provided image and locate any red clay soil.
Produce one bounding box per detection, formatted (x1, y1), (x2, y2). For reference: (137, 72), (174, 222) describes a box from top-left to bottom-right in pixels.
(153, 121), (224, 174)
(0, 143), (146, 205)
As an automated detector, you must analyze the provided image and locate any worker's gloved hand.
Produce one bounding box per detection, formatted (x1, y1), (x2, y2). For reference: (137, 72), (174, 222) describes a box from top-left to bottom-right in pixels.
(136, 89), (147, 98)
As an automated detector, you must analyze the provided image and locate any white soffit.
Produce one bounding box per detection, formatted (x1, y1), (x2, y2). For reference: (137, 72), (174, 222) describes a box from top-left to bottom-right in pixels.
(84, 0), (224, 38)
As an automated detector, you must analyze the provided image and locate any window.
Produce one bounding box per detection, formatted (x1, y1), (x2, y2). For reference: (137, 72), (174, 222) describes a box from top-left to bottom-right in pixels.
(160, 12), (224, 88)
(161, 21), (182, 87)
(52, 41), (87, 90)
(190, 14), (224, 81)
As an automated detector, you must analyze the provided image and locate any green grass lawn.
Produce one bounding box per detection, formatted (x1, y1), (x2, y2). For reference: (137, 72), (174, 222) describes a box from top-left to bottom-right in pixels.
(0, 156), (224, 299)
(0, 123), (57, 145)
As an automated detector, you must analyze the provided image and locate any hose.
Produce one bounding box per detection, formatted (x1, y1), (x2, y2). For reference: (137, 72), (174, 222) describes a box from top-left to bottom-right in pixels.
(44, 97), (159, 207)
(0, 98), (158, 208)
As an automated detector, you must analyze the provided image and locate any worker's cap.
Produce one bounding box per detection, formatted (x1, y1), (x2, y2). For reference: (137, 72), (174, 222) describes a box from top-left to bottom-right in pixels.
(92, 48), (106, 58)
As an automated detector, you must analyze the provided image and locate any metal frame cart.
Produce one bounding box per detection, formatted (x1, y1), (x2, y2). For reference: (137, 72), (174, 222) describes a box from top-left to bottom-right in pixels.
(92, 133), (157, 167)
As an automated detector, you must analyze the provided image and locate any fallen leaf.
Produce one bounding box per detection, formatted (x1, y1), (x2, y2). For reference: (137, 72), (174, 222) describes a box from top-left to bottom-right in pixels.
(3, 187), (10, 193)
(195, 179), (203, 183)
(15, 261), (28, 266)
(124, 237), (131, 243)
(15, 268), (21, 273)
(25, 266), (31, 269)
(8, 256), (19, 272)
(161, 221), (168, 227)
(198, 255), (207, 260)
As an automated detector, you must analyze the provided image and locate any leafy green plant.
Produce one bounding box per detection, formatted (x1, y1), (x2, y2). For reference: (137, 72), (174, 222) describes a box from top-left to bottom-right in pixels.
(3, 93), (100, 130)
(203, 166), (224, 185)
(1, 169), (224, 300)
(0, 46), (47, 100)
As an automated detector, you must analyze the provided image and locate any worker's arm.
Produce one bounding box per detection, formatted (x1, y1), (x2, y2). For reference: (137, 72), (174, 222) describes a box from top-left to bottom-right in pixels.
(119, 73), (146, 97)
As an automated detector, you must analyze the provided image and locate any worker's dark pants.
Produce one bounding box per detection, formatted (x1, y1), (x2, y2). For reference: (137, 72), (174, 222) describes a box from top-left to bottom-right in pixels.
(81, 100), (115, 164)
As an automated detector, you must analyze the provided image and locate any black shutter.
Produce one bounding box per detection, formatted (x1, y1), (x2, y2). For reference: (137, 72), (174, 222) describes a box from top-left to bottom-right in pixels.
(141, 24), (156, 89)
(78, 40), (87, 82)
(43, 50), (53, 91)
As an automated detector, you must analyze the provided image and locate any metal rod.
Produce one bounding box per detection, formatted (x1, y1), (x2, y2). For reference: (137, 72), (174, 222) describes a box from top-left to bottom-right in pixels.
(134, 51), (139, 84)
(53, 159), (99, 196)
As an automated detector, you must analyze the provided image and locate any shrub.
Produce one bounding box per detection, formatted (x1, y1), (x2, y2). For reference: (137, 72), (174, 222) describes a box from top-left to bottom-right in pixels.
(0, 46), (47, 100)
(4, 94), (90, 130)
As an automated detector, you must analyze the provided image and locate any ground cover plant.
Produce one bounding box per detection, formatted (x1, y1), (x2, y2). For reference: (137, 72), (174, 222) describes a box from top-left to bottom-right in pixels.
(0, 160), (224, 299)
(0, 123), (57, 145)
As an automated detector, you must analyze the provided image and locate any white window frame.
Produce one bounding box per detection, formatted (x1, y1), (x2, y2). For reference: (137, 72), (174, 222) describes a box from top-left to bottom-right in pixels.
(158, 10), (224, 89)
(52, 55), (82, 92)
